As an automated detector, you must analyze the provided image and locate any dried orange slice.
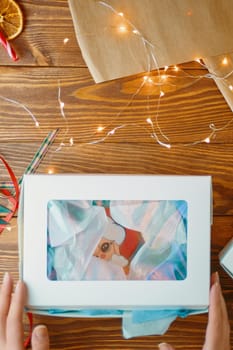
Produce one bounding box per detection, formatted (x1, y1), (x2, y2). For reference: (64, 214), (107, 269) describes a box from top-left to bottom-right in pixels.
(0, 0), (23, 40)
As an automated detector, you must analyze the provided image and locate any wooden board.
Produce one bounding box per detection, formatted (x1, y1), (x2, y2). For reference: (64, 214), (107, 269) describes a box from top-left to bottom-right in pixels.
(0, 66), (232, 144)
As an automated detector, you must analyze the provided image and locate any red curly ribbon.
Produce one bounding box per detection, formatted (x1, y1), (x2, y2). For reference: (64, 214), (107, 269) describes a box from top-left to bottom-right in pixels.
(24, 313), (33, 348)
(0, 155), (20, 233)
(0, 157), (32, 347)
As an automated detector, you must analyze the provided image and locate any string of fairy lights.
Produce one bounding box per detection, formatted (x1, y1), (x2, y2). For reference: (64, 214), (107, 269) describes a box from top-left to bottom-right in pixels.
(1, 1), (233, 232)
(47, 1), (233, 150)
(89, 1), (233, 148)
(0, 1), (233, 154)
(0, 1), (233, 231)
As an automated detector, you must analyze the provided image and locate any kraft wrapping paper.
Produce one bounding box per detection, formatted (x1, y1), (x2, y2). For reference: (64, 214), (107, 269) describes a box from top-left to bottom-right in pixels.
(68, 0), (233, 83)
(204, 53), (233, 112)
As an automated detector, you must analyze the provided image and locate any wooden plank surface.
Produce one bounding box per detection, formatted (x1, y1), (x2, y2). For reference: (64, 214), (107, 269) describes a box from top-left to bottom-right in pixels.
(0, 0), (232, 349)
(1, 143), (233, 216)
(0, 66), (232, 144)
(0, 0), (85, 66)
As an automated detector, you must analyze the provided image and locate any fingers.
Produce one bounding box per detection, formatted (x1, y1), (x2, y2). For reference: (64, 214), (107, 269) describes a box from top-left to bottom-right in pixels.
(0, 273), (26, 350)
(203, 272), (230, 350)
(6, 280), (26, 349)
(0, 274), (50, 350)
(158, 343), (175, 350)
(31, 325), (50, 350)
(0, 272), (13, 340)
(211, 270), (220, 287)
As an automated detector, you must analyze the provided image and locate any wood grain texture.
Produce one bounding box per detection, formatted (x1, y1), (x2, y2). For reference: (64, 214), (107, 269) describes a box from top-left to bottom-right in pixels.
(0, 0), (232, 349)
(0, 66), (232, 144)
(1, 143), (233, 215)
(0, 0), (86, 66)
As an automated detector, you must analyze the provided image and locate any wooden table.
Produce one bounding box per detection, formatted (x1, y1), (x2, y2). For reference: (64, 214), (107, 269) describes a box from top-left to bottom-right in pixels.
(0, 1), (232, 349)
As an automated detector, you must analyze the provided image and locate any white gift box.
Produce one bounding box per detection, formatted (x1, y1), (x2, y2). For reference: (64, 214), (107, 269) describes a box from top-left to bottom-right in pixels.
(19, 174), (212, 312)
(219, 238), (233, 278)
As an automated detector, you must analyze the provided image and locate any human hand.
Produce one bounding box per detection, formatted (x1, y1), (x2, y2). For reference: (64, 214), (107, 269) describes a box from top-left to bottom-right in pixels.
(158, 272), (231, 350)
(0, 272), (50, 350)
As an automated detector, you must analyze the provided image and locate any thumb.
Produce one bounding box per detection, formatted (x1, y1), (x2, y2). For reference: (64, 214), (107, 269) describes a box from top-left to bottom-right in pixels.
(31, 325), (50, 350)
(158, 343), (175, 350)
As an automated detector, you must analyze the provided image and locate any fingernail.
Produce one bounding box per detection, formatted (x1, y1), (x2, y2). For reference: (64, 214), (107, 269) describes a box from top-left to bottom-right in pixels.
(15, 280), (23, 293)
(3, 272), (10, 284)
(34, 325), (48, 339)
(158, 343), (171, 350)
(214, 271), (220, 283)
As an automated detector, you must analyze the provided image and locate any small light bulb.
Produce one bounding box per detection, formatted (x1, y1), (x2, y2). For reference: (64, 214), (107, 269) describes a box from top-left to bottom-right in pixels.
(118, 12), (124, 17)
(160, 91), (165, 97)
(63, 38), (69, 44)
(118, 24), (127, 33)
(132, 29), (140, 35)
(69, 137), (74, 146)
(164, 66), (169, 71)
(195, 58), (201, 63)
(146, 118), (153, 125)
(48, 169), (54, 174)
(204, 137), (210, 143)
(174, 65), (179, 72)
(161, 75), (167, 81)
(229, 85), (233, 91)
(35, 121), (40, 127)
(222, 57), (228, 65)
(97, 126), (104, 132)
(143, 76), (153, 83)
